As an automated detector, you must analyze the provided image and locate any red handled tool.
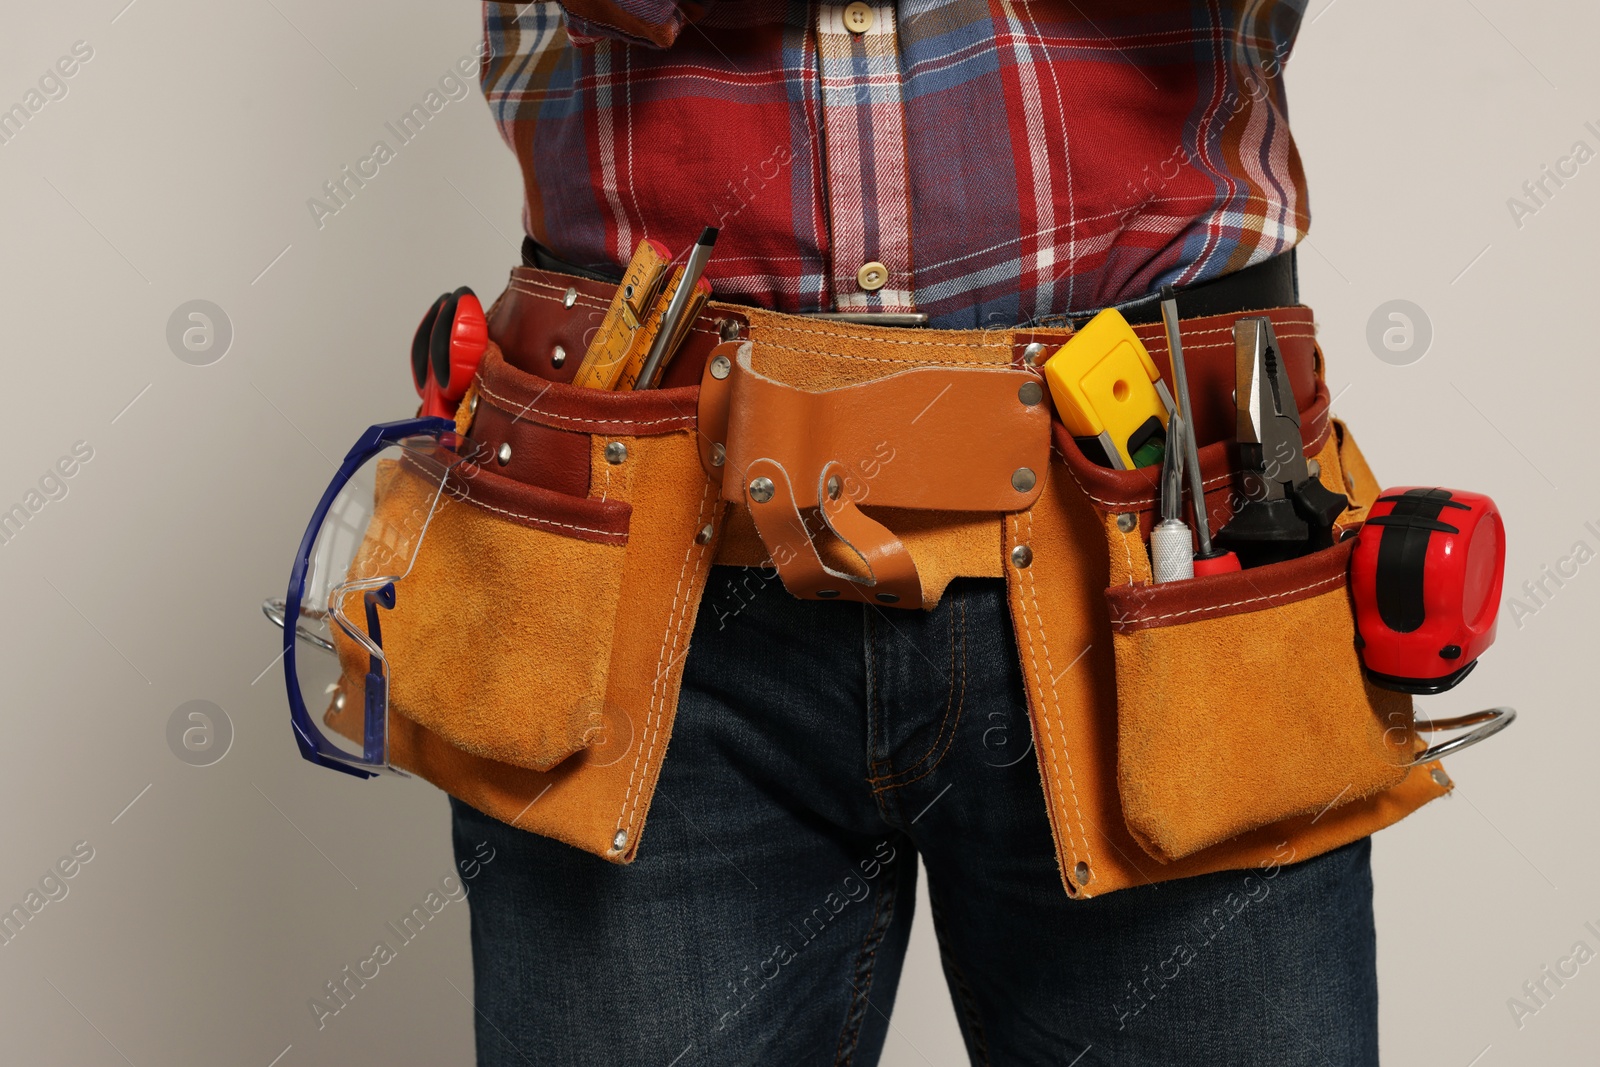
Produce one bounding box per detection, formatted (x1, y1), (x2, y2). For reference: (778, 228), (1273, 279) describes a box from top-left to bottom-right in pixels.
(1349, 487), (1505, 694)
(412, 286), (489, 419)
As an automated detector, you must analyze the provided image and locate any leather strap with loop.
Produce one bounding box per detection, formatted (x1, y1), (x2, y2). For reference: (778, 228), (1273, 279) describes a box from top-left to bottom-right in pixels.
(698, 340), (1050, 608)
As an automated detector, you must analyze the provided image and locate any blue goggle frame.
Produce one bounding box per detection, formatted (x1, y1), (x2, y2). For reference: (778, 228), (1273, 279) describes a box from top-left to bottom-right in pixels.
(282, 416), (458, 778)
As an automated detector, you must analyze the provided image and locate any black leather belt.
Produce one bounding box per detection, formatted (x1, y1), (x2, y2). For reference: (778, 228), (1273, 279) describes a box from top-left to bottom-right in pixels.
(521, 236), (1298, 326)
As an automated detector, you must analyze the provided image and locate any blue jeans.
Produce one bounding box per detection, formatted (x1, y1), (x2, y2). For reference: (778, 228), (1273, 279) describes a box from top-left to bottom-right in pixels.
(453, 568), (1379, 1066)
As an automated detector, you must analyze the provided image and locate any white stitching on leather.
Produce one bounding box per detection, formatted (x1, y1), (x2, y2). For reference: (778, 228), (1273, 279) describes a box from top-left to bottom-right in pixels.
(1052, 421), (1332, 512)
(756, 324), (1009, 350)
(456, 492), (627, 541)
(753, 340), (1008, 365)
(475, 377), (695, 430)
(505, 277), (610, 312)
(1011, 510), (1094, 874)
(1110, 571), (1345, 628)
(618, 479), (715, 834)
(504, 278), (723, 342)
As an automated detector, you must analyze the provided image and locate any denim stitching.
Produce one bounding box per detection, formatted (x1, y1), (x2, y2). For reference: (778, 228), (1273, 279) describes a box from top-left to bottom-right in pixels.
(831, 861), (903, 1066)
(869, 594), (962, 789)
(864, 606), (892, 782)
(870, 594), (969, 792)
(926, 880), (992, 1067)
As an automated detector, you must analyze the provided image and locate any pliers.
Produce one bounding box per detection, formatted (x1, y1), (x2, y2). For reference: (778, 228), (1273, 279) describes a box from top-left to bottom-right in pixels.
(1214, 317), (1348, 566)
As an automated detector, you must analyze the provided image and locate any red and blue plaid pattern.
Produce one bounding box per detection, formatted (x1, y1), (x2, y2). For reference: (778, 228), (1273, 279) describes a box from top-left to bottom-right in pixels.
(482, 1), (1310, 329)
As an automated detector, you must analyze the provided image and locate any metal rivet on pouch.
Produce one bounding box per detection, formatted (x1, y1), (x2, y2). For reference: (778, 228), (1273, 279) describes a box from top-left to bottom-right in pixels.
(552, 344), (567, 368)
(711, 443), (726, 467)
(876, 592), (900, 604)
(606, 441), (628, 465)
(816, 589), (840, 598)
(695, 523), (714, 545)
(1011, 467), (1036, 492)
(1307, 459), (1321, 478)
(710, 354), (732, 380)
(334, 690), (346, 710)
(563, 287), (578, 309)
(1431, 767), (1451, 788)
(1022, 342), (1046, 366)
(718, 318), (744, 342)
(1116, 512), (1137, 533)
(749, 476), (775, 503)
(496, 442), (512, 466)
(469, 393), (479, 414)
(1346, 472), (1357, 492)
(826, 475), (842, 500)
(612, 829), (629, 851)
(1018, 381), (1044, 406)
(1074, 861), (1091, 885)
(1011, 544), (1033, 568)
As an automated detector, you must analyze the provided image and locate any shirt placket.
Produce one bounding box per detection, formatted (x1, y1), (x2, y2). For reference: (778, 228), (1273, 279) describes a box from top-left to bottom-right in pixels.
(816, 2), (915, 314)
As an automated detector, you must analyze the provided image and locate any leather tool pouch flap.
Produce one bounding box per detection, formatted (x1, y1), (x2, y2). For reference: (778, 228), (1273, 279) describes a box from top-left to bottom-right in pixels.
(699, 341), (1050, 609)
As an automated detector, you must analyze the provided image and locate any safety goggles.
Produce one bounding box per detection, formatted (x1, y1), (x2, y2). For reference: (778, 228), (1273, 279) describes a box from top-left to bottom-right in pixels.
(264, 417), (480, 778)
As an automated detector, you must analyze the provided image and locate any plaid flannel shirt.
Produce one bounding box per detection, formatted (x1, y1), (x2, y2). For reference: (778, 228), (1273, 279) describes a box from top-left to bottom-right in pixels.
(483, 1), (1309, 329)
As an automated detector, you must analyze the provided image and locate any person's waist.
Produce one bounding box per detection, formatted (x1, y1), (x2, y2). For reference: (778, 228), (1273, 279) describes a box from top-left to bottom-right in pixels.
(522, 236), (1296, 328)
(495, 243), (1300, 391)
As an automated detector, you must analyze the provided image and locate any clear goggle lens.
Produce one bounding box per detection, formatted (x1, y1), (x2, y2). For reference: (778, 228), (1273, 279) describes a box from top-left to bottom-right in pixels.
(284, 432), (475, 772)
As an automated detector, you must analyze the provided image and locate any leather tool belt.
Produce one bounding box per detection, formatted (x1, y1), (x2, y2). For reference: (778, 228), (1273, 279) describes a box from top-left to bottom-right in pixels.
(341, 263), (1452, 900)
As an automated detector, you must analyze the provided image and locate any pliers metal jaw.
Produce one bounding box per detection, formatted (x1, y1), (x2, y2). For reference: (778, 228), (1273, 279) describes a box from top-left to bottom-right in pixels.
(1215, 317), (1348, 565)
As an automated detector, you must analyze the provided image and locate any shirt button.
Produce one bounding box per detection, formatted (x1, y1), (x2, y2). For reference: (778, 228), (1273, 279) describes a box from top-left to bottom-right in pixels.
(843, 2), (874, 33)
(857, 261), (888, 291)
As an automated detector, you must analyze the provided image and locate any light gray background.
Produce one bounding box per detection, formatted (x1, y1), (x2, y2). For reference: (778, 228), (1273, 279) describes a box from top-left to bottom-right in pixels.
(0, 2), (1592, 1064)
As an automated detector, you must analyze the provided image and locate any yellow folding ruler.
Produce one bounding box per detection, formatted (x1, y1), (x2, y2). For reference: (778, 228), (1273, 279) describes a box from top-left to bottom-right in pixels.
(571, 239), (673, 390)
(573, 238), (712, 390)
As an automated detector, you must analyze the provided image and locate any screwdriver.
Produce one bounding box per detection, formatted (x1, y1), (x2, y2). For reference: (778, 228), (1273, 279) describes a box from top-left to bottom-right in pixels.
(1151, 412), (1194, 583)
(1160, 286), (1240, 576)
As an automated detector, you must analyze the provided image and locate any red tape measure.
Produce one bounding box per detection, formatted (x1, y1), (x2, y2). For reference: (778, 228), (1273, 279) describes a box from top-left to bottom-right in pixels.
(1349, 487), (1505, 694)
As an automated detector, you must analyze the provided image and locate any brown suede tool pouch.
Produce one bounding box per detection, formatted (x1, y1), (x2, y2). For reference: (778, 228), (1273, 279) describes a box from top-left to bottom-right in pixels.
(1049, 316), (1420, 864)
(1103, 541), (1415, 862)
(329, 445), (631, 773)
(329, 335), (723, 862)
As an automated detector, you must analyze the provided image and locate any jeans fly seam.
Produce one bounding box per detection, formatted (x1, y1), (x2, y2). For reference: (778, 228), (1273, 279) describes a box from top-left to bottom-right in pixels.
(868, 593), (962, 789)
(864, 606), (890, 778)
